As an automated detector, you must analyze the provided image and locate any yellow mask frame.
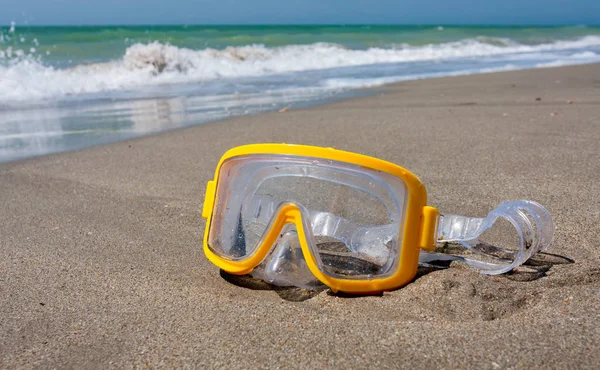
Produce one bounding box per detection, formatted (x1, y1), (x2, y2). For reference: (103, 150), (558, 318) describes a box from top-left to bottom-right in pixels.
(202, 144), (440, 293)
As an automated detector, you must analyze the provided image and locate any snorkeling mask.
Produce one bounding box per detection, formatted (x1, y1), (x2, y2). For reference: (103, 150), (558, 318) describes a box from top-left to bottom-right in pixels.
(202, 144), (554, 293)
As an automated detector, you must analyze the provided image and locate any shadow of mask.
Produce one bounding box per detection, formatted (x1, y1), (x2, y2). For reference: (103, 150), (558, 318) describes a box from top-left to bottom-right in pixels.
(504, 250), (574, 282)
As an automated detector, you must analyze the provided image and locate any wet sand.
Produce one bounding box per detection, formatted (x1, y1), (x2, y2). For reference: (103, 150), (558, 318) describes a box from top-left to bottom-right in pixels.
(1, 64), (599, 368)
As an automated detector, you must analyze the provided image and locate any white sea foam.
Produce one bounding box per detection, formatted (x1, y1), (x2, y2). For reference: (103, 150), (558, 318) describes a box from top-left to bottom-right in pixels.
(1, 36), (600, 105)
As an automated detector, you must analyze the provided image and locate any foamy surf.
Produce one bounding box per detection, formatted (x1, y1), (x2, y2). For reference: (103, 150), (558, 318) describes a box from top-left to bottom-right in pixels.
(1, 35), (600, 105)
(2, 25), (600, 163)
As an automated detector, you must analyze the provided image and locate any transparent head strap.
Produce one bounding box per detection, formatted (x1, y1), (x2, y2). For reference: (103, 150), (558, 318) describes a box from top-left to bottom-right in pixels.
(421, 200), (554, 274)
(243, 197), (554, 288)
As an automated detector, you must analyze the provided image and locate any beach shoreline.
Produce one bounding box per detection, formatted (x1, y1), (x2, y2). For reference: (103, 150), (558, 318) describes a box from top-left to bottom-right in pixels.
(3, 23), (600, 163)
(2, 62), (598, 165)
(1, 64), (599, 368)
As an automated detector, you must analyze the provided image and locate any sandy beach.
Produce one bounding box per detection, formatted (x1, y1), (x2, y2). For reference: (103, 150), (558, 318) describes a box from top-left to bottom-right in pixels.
(1, 64), (599, 368)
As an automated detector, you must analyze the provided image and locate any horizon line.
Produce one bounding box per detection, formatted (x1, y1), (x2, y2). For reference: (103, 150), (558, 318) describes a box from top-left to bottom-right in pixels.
(6, 22), (599, 28)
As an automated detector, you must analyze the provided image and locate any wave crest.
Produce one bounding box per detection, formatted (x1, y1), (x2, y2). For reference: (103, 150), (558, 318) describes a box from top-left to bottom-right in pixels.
(1, 36), (600, 104)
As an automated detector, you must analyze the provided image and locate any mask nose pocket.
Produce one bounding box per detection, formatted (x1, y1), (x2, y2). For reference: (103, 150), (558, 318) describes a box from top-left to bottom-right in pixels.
(250, 224), (325, 289)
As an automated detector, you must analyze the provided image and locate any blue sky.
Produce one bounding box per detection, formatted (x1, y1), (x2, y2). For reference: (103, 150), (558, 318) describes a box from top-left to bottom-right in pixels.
(3, 0), (599, 26)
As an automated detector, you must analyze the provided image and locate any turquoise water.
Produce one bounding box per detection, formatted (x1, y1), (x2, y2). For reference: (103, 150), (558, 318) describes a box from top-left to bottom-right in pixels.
(1, 25), (600, 161)
(6, 25), (600, 63)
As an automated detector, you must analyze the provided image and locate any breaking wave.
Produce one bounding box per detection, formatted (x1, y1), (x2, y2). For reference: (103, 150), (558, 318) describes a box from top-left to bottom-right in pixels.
(1, 35), (600, 105)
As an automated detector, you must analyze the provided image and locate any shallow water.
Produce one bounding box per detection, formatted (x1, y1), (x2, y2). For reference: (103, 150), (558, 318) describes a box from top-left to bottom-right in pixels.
(1, 24), (600, 162)
(0, 88), (359, 162)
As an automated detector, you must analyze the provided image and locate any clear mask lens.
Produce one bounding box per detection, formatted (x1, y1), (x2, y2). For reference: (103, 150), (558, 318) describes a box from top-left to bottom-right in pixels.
(207, 155), (408, 282)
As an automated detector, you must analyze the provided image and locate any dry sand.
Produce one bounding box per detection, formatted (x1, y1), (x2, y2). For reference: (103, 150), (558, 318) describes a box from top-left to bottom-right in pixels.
(1, 64), (599, 369)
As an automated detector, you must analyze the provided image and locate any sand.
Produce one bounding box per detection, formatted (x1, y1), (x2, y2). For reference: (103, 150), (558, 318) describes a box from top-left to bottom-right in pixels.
(1, 64), (599, 369)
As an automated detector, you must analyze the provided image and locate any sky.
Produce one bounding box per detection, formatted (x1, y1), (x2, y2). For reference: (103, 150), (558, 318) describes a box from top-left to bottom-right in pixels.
(2, 0), (599, 26)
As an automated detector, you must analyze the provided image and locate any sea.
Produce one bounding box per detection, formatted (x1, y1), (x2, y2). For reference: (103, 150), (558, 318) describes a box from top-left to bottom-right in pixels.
(1, 24), (600, 162)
